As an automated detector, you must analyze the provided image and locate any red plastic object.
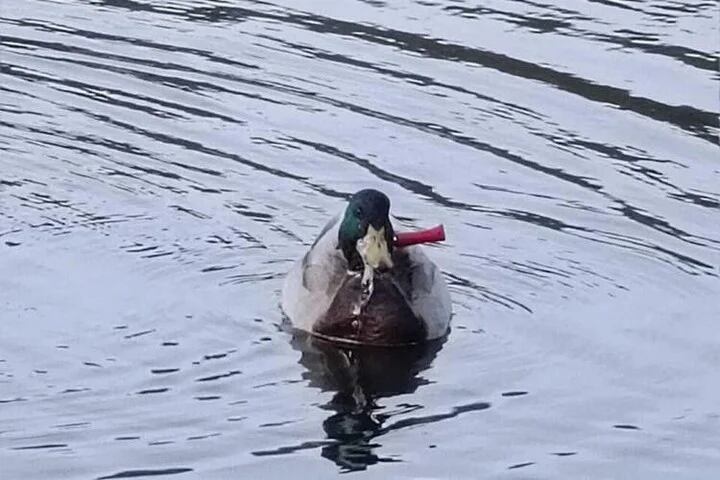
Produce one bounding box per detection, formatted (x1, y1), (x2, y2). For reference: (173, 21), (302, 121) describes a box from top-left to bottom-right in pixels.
(394, 224), (446, 248)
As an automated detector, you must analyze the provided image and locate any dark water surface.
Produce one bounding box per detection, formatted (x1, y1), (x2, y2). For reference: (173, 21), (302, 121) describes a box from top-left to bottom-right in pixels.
(1, 0), (719, 478)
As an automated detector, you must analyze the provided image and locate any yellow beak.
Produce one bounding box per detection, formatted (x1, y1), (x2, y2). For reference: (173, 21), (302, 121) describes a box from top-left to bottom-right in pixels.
(357, 225), (393, 270)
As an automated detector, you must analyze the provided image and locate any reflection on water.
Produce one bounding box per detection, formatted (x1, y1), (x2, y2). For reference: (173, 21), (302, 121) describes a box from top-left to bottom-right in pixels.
(252, 332), (442, 470)
(1, 0), (719, 478)
(253, 332), (490, 472)
(293, 331), (443, 403)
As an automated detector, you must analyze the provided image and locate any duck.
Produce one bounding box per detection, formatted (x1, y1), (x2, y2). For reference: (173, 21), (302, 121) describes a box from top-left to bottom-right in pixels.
(281, 189), (451, 346)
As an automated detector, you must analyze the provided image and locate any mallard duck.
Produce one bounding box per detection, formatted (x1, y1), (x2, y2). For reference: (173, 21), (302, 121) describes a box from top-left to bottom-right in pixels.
(281, 189), (451, 346)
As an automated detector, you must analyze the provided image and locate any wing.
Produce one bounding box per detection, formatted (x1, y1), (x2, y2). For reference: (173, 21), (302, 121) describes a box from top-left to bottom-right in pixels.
(393, 246), (452, 339)
(281, 215), (347, 331)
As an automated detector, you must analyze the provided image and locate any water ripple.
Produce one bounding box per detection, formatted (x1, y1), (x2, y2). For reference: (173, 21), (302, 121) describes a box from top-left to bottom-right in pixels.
(1, 0), (719, 478)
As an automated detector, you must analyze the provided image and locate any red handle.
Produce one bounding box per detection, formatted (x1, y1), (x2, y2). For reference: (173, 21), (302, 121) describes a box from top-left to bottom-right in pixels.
(394, 224), (445, 248)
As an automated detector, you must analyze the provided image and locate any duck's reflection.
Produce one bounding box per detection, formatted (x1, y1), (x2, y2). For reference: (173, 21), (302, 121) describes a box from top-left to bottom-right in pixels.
(291, 331), (445, 472)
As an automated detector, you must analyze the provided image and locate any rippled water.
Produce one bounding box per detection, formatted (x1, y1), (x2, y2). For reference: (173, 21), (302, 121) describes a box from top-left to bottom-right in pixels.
(1, 0), (719, 478)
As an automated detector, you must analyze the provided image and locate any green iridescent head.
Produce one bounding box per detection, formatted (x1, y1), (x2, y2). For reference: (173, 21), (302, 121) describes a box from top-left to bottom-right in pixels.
(338, 189), (395, 271)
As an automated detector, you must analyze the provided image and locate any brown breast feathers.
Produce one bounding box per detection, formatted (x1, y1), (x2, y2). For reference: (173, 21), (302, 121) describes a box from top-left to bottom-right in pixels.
(313, 273), (426, 346)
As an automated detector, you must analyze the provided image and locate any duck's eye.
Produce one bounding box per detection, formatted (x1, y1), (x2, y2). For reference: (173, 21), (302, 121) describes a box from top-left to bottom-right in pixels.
(355, 206), (364, 217)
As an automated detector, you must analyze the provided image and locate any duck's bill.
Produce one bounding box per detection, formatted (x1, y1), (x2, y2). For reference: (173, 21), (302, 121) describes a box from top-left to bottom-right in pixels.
(357, 225), (393, 270)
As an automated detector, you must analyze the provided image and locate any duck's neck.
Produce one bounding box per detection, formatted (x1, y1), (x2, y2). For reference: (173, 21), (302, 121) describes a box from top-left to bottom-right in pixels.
(338, 217), (395, 272)
(338, 216), (364, 271)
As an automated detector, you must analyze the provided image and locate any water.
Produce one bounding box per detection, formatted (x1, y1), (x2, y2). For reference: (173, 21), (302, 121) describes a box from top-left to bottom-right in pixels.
(1, 0), (719, 478)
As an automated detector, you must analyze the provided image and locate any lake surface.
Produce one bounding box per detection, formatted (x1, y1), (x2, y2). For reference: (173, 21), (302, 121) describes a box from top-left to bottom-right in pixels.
(1, 0), (719, 478)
